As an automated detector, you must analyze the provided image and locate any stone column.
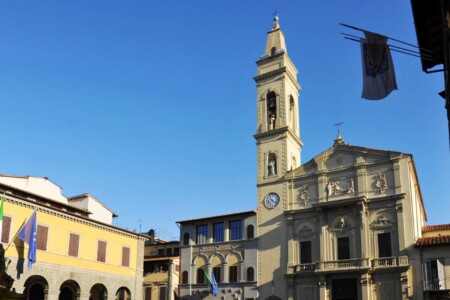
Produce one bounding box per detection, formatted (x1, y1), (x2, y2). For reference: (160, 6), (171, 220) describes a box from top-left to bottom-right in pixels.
(223, 262), (229, 283)
(360, 274), (371, 300)
(168, 260), (174, 300)
(287, 214), (295, 272)
(318, 277), (327, 300)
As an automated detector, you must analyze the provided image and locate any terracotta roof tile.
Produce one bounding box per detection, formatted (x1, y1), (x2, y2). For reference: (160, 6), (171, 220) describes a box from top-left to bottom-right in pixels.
(422, 224), (450, 233)
(416, 235), (450, 247)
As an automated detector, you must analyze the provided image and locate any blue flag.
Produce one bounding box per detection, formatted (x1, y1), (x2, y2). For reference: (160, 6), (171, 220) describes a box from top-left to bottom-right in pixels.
(17, 210), (37, 270)
(211, 271), (218, 296)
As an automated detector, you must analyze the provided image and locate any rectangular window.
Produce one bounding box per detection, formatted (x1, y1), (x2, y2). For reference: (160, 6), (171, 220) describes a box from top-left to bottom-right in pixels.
(229, 220), (242, 241)
(213, 266), (221, 283)
(36, 225), (48, 251)
(122, 247), (130, 267)
(337, 237), (350, 260)
(229, 266), (238, 282)
(196, 225), (208, 244)
(97, 240), (107, 262)
(159, 286), (166, 300)
(213, 223), (224, 242)
(68, 233), (80, 257)
(144, 287), (152, 300)
(377, 233), (392, 258)
(166, 248), (172, 256)
(1, 215), (12, 243)
(197, 268), (205, 284)
(300, 241), (312, 264)
(174, 247), (179, 255)
(424, 259), (446, 290)
(158, 249), (164, 256)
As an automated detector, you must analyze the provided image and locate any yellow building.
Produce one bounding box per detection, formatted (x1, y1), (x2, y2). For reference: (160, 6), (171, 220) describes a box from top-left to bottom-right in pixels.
(0, 174), (146, 300)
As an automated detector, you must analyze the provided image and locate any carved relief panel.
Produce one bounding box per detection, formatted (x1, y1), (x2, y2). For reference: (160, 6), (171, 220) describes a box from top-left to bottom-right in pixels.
(326, 178), (355, 197)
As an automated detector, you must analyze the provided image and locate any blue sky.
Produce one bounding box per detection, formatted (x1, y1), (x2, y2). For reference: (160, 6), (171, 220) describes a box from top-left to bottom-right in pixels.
(1, 1), (448, 240)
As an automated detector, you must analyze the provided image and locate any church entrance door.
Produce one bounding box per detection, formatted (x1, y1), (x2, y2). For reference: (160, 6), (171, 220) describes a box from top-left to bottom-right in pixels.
(331, 278), (358, 300)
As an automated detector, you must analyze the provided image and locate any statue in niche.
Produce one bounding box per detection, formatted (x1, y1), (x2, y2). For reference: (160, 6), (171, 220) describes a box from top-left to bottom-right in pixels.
(338, 217), (346, 229)
(268, 155), (277, 176)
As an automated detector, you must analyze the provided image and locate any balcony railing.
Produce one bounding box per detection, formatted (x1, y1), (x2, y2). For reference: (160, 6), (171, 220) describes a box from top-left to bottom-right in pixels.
(316, 258), (370, 271)
(423, 280), (447, 291)
(291, 256), (410, 274)
(291, 263), (315, 273)
(371, 256), (409, 268)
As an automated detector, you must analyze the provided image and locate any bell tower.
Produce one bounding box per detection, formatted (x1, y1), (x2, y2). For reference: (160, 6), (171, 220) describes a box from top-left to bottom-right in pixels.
(254, 16), (303, 184)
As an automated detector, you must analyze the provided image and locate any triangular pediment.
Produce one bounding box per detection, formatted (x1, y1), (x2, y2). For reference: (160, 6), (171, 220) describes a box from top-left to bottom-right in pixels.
(290, 144), (407, 177)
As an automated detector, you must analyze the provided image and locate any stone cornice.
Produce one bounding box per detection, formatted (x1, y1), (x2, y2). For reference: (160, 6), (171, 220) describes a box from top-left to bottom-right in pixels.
(254, 126), (303, 146)
(254, 65), (300, 90)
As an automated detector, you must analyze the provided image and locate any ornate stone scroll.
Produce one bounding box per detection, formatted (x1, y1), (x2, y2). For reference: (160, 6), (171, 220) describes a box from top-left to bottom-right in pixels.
(298, 184), (310, 205)
(375, 173), (388, 193)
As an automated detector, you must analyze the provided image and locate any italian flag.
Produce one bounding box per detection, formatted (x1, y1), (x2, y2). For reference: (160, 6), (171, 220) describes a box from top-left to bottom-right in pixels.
(0, 197), (4, 242)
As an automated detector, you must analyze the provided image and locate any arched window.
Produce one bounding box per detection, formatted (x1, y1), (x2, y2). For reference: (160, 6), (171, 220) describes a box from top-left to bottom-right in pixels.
(183, 233), (189, 246)
(182, 271), (189, 284)
(247, 225), (254, 239)
(268, 153), (277, 176)
(267, 92), (277, 130)
(271, 47), (277, 55)
(289, 95), (296, 130)
(247, 267), (255, 281)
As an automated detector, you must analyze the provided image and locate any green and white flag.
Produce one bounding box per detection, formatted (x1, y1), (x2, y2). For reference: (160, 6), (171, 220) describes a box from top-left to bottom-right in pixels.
(0, 197), (4, 242)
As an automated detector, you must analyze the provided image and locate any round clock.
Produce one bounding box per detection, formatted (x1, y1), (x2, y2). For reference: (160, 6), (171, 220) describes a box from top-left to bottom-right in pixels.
(265, 193), (280, 208)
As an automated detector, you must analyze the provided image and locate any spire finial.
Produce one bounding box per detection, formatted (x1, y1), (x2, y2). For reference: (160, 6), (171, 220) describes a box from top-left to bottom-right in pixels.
(333, 121), (346, 146)
(272, 10), (280, 29)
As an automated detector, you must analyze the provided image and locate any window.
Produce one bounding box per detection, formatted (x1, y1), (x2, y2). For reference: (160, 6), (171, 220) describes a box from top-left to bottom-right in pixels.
(267, 91), (277, 130)
(196, 225), (208, 244)
(229, 220), (242, 241)
(122, 247), (130, 267)
(213, 223), (224, 242)
(229, 266), (238, 282)
(183, 232), (190, 246)
(158, 249), (164, 256)
(166, 248), (172, 256)
(213, 266), (221, 283)
(1, 215), (11, 243)
(36, 225), (48, 251)
(174, 247), (179, 255)
(247, 225), (254, 239)
(144, 287), (152, 300)
(424, 259), (446, 290)
(182, 271), (189, 284)
(159, 286), (166, 300)
(196, 268), (205, 284)
(68, 233), (80, 257)
(300, 241), (312, 264)
(97, 240), (107, 262)
(377, 233), (392, 258)
(247, 267), (254, 281)
(337, 237), (350, 260)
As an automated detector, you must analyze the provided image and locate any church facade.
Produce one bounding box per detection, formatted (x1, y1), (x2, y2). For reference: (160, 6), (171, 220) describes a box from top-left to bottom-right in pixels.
(177, 17), (448, 300)
(256, 17), (425, 300)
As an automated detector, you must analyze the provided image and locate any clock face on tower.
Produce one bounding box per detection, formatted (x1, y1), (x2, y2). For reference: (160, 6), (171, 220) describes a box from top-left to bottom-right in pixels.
(265, 193), (280, 208)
